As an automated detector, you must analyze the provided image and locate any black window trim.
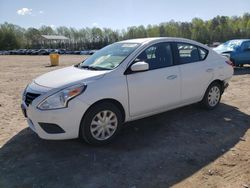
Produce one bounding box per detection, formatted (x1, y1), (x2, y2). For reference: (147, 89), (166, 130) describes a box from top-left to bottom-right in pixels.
(124, 42), (177, 75)
(174, 42), (209, 65)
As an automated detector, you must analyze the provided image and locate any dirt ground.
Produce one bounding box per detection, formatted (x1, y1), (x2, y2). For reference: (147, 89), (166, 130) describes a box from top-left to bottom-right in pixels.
(0, 55), (249, 188)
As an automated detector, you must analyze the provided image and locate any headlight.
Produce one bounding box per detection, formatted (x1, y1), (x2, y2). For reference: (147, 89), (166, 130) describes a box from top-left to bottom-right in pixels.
(37, 84), (86, 110)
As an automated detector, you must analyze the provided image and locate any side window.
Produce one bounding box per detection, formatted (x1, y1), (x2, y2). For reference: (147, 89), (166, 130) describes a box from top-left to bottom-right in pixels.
(242, 42), (250, 51)
(136, 43), (173, 70)
(177, 43), (200, 64)
(145, 46), (156, 59)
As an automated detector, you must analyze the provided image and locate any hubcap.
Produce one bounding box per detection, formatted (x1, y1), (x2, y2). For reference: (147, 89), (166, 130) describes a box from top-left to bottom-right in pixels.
(90, 110), (118, 141)
(208, 86), (220, 107)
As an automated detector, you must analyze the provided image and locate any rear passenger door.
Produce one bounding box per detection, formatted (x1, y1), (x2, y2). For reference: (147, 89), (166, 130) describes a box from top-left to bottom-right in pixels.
(175, 43), (213, 103)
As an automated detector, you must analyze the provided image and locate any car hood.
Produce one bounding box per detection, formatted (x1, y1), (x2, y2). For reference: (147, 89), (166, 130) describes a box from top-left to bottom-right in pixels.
(34, 66), (108, 88)
(213, 47), (234, 54)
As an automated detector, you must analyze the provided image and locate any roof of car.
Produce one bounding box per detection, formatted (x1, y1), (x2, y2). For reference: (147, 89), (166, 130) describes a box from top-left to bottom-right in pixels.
(118, 37), (209, 50)
(119, 37), (196, 44)
(118, 38), (157, 43)
(228, 39), (250, 43)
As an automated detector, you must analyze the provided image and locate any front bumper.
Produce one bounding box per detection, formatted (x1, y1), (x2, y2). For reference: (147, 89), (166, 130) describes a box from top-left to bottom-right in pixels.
(21, 98), (90, 140)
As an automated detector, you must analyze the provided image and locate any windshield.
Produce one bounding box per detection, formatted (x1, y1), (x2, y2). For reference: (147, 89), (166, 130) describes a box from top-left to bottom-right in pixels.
(216, 40), (241, 51)
(79, 42), (140, 70)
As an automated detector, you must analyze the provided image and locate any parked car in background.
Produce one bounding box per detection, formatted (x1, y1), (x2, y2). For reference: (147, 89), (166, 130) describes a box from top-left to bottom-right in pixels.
(9, 50), (18, 55)
(213, 39), (250, 67)
(88, 50), (97, 55)
(65, 50), (74, 55)
(0, 48), (99, 55)
(72, 50), (80, 55)
(49, 49), (59, 54)
(25, 49), (33, 55)
(21, 37), (233, 145)
(15, 49), (27, 55)
(31, 49), (40, 55)
(0, 50), (10, 55)
(37, 49), (50, 55)
(210, 42), (221, 48)
(58, 49), (66, 55)
(80, 50), (98, 55)
(80, 50), (89, 55)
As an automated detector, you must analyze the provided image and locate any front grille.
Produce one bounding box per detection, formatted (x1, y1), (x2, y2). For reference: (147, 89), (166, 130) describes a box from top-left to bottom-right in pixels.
(25, 92), (41, 106)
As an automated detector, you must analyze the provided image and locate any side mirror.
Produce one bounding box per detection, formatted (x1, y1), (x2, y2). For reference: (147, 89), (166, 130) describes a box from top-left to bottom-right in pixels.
(130, 61), (149, 72)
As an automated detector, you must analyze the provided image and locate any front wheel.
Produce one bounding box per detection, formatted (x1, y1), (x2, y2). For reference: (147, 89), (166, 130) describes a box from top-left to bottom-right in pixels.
(201, 82), (222, 110)
(80, 102), (122, 145)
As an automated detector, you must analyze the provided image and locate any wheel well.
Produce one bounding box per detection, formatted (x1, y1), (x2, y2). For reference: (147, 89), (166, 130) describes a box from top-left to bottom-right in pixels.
(78, 98), (126, 138)
(210, 79), (224, 92)
(201, 79), (225, 103)
(85, 99), (126, 122)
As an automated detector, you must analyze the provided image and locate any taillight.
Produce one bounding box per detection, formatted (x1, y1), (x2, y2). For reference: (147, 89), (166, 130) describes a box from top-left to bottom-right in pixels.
(225, 60), (234, 67)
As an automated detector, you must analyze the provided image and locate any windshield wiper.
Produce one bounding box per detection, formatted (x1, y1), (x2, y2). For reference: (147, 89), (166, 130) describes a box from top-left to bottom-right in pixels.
(80, 65), (112, 70)
(80, 65), (98, 70)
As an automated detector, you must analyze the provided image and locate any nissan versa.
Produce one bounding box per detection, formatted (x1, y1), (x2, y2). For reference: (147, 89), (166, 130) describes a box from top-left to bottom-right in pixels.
(21, 37), (233, 145)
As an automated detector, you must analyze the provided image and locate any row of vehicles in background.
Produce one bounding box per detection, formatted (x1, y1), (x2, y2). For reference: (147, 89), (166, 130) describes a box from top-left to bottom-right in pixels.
(0, 49), (97, 55)
(1, 39), (250, 67)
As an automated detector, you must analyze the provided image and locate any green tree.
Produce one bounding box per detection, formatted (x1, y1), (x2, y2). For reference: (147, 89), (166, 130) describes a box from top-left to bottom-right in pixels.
(39, 26), (55, 35)
(191, 18), (209, 43)
(0, 22), (21, 50)
(25, 28), (41, 48)
(1, 13), (250, 50)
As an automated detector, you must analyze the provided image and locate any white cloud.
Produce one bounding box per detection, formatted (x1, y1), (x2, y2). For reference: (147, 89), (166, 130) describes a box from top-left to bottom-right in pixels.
(92, 22), (99, 27)
(50, 24), (56, 29)
(39, 10), (44, 14)
(17, 8), (32, 16)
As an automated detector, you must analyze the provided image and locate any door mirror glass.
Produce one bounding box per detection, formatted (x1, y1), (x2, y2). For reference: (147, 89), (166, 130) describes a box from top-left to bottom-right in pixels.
(131, 61), (149, 72)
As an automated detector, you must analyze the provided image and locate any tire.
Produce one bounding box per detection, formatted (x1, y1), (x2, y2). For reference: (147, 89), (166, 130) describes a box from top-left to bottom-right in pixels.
(201, 82), (222, 110)
(80, 102), (122, 145)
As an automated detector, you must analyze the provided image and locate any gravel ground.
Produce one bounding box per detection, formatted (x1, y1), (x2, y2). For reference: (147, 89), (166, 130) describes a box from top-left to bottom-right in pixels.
(0, 55), (249, 188)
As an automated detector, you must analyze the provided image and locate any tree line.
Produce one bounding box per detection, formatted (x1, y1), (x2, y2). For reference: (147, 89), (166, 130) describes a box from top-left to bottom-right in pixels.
(0, 13), (250, 50)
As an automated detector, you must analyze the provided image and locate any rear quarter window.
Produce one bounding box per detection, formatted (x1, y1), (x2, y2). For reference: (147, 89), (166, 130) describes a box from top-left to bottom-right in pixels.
(199, 47), (208, 60)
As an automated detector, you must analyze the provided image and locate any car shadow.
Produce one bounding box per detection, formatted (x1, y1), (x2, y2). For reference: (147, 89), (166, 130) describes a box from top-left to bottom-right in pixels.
(234, 66), (250, 75)
(0, 103), (249, 188)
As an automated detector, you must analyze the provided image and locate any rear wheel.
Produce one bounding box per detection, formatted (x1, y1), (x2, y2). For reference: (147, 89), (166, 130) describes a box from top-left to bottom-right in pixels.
(201, 82), (222, 110)
(80, 102), (122, 145)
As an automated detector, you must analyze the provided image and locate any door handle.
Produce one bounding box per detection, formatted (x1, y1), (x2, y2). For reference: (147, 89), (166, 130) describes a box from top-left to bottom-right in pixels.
(167, 75), (177, 80)
(206, 68), (214, 73)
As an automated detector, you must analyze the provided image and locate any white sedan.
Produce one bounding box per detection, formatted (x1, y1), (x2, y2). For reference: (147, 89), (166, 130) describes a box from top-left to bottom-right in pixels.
(21, 37), (233, 145)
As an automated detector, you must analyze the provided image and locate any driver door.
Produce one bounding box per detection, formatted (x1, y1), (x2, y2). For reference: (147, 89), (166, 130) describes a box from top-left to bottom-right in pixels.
(240, 41), (250, 64)
(126, 42), (181, 117)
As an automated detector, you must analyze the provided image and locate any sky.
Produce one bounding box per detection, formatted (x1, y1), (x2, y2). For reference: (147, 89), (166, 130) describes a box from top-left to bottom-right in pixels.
(0, 0), (249, 30)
